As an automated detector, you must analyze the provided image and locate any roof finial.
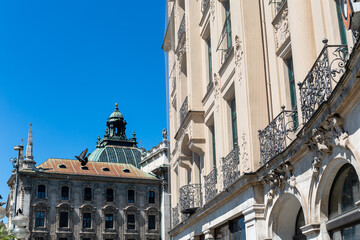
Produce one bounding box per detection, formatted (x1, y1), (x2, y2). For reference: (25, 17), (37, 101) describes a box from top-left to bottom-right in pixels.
(115, 103), (119, 111)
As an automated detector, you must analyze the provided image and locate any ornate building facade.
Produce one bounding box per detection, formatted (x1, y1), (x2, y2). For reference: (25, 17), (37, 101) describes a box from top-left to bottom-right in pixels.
(7, 105), (162, 240)
(163, 0), (360, 239)
(140, 129), (171, 240)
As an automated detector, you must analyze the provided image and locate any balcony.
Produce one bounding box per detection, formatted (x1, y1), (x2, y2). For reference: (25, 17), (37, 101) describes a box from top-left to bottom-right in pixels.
(171, 204), (179, 227)
(204, 168), (217, 203)
(179, 184), (202, 214)
(201, 0), (210, 13)
(298, 39), (347, 123)
(179, 96), (188, 125)
(222, 147), (240, 189)
(177, 15), (186, 41)
(258, 106), (297, 165)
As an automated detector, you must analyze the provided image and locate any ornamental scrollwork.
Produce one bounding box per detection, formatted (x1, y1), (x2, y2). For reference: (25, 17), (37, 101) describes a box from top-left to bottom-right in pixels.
(307, 113), (349, 177)
(261, 161), (295, 202)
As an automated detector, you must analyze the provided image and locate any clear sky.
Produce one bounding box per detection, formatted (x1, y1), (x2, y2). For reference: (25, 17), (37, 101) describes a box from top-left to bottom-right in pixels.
(0, 0), (167, 205)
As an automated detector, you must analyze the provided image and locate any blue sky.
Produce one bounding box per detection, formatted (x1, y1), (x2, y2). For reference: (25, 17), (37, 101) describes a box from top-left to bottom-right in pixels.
(0, 0), (167, 204)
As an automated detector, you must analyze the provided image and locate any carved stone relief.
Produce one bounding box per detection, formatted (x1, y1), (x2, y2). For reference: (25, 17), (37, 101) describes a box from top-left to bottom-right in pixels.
(213, 73), (221, 113)
(210, 0), (216, 22)
(273, 7), (290, 50)
(261, 161), (295, 202)
(240, 132), (250, 173)
(307, 113), (349, 178)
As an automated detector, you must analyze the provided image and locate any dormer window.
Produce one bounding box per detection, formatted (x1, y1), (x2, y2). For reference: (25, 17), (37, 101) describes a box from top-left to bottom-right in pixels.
(58, 164), (67, 169)
(123, 169), (130, 173)
(102, 167), (110, 172)
(81, 166), (89, 170)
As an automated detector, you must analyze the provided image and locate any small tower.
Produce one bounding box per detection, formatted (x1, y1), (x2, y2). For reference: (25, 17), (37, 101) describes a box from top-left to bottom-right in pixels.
(21, 123), (36, 171)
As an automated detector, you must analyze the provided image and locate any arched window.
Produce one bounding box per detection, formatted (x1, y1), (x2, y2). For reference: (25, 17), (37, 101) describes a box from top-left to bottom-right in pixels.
(294, 208), (306, 240)
(328, 164), (360, 239)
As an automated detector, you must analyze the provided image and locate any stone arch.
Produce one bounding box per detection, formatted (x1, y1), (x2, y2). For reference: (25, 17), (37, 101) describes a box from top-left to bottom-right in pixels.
(267, 193), (306, 239)
(313, 153), (360, 237)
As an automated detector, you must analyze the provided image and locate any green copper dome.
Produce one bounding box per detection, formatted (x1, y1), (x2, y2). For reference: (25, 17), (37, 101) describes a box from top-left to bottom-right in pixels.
(88, 146), (142, 168)
(110, 103), (124, 119)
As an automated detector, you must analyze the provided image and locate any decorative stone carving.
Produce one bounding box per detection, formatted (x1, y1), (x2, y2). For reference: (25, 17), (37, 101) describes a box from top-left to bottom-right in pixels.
(307, 113), (349, 177)
(261, 161), (294, 202)
(210, 0), (216, 22)
(240, 132), (250, 173)
(273, 7), (289, 50)
(234, 35), (243, 68)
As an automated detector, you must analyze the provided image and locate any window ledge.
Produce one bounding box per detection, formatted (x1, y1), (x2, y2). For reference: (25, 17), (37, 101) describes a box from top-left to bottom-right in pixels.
(326, 208), (360, 231)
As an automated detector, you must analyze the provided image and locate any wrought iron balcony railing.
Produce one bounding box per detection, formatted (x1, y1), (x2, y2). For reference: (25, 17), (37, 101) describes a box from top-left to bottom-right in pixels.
(178, 15), (186, 41)
(201, 0), (210, 13)
(204, 168), (217, 203)
(258, 106), (298, 165)
(298, 39), (347, 124)
(222, 147), (240, 189)
(179, 184), (202, 214)
(171, 204), (179, 227)
(179, 96), (188, 125)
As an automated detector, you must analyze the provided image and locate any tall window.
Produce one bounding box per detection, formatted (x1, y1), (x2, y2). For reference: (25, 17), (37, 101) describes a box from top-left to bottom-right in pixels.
(224, 0), (232, 50)
(106, 188), (114, 202)
(127, 214), (135, 230)
(128, 190), (135, 203)
(84, 187), (92, 201)
(206, 36), (213, 84)
(148, 215), (156, 230)
(105, 214), (114, 229)
(59, 212), (68, 228)
(35, 211), (45, 227)
(61, 186), (69, 200)
(148, 191), (155, 204)
(285, 56), (298, 129)
(82, 213), (91, 229)
(37, 185), (45, 199)
(230, 97), (238, 148)
(328, 164), (360, 239)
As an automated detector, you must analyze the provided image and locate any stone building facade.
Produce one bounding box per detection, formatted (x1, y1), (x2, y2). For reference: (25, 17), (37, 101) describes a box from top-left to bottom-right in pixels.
(7, 106), (162, 240)
(163, 0), (360, 239)
(140, 129), (171, 240)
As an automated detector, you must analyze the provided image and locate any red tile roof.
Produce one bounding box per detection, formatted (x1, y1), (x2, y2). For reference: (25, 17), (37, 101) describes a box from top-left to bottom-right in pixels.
(36, 158), (158, 180)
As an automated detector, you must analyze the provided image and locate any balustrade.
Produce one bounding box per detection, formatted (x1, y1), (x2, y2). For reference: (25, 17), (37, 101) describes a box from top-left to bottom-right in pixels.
(179, 96), (188, 125)
(179, 184), (202, 214)
(178, 15), (186, 41)
(171, 204), (179, 227)
(204, 169), (217, 203)
(222, 147), (240, 189)
(258, 106), (297, 165)
(298, 39), (347, 123)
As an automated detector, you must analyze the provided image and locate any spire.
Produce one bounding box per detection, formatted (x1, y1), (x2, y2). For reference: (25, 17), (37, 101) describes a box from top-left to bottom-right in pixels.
(25, 123), (33, 160)
(21, 123), (36, 171)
